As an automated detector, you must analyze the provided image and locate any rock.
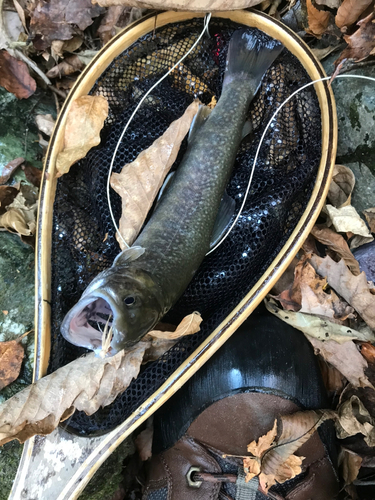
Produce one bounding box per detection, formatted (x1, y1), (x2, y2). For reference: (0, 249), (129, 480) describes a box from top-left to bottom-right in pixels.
(347, 162), (375, 215)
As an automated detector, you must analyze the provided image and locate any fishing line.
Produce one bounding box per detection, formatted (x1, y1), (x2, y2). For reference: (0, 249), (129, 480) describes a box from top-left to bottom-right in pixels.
(107, 13), (212, 250)
(207, 73), (375, 254)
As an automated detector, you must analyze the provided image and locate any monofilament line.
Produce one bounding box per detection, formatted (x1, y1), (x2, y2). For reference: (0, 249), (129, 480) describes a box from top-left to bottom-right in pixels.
(107, 13), (212, 250)
(207, 73), (375, 255)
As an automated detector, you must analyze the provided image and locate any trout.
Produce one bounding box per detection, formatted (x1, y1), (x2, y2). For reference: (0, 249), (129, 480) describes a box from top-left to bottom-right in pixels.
(61, 29), (283, 355)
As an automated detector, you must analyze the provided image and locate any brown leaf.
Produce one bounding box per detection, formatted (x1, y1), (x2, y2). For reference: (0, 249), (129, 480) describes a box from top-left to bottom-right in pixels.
(333, 12), (375, 78)
(0, 50), (36, 99)
(339, 448), (363, 486)
(0, 344), (147, 446)
(110, 100), (199, 248)
(0, 186), (19, 215)
(245, 410), (335, 494)
(56, 95), (108, 177)
(364, 208), (375, 234)
(319, 358), (346, 395)
(22, 163), (43, 188)
(306, 0), (331, 36)
(0, 157), (25, 185)
(310, 255), (375, 330)
(146, 312), (202, 340)
(306, 336), (374, 388)
(265, 298), (373, 343)
(311, 226), (360, 276)
(0, 183), (38, 238)
(92, 0), (265, 11)
(324, 204), (374, 249)
(0, 339), (24, 390)
(361, 342), (375, 364)
(35, 114), (55, 136)
(335, 0), (373, 29)
(336, 395), (375, 446)
(51, 36), (83, 58)
(46, 54), (84, 79)
(135, 420), (153, 461)
(29, 0), (103, 47)
(327, 164), (355, 208)
(97, 6), (127, 45)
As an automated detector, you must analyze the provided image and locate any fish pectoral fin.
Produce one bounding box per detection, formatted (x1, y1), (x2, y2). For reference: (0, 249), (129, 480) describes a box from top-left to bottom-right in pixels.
(114, 245), (146, 264)
(241, 120), (253, 139)
(188, 104), (212, 143)
(210, 191), (236, 249)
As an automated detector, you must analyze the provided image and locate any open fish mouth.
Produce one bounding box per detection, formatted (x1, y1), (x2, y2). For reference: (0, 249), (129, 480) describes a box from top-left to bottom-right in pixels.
(61, 294), (116, 352)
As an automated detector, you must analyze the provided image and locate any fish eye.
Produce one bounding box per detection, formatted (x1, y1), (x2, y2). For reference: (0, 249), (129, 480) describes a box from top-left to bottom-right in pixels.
(124, 296), (135, 306)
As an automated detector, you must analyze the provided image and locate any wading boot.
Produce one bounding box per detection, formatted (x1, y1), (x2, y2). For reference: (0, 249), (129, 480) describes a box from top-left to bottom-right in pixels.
(143, 312), (340, 500)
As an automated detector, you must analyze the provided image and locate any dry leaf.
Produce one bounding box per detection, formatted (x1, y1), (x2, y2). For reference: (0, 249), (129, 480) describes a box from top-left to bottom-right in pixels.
(0, 312), (201, 445)
(110, 100), (199, 248)
(335, 0), (373, 29)
(306, 0), (331, 36)
(0, 157), (24, 185)
(364, 208), (375, 234)
(336, 395), (375, 446)
(319, 358), (346, 394)
(56, 95), (108, 177)
(339, 448), (363, 486)
(315, 0), (341, 7)
(310, 255), (375, 330)
(0, 344), (147, 446)
(29, 0), (103, 47)
(333, 11), (375, 78)
(46, 54), (85, 78)
(265, 298), (373, 343)
(305, 336), (374, 389)
(51, 36), (83, 57)
(245, 410), (334, 493)
(22, 164), (43, 188)
(35, 114), (55, 136)
(97, 6), (127, 45)
(146, 312), (202, 340)
(0, 184), (38, 238)
(92, 0), (265, 11)
(0, 339), (25, 390)
(327, 164), (355, 209)
(311, 225), (360, 276)
(325, 204), (374, 249)
(135, 419), (153, 461)
(361, 342), (375, 364)
(0, 50), (36, 99)
(0, 186), (18, 214)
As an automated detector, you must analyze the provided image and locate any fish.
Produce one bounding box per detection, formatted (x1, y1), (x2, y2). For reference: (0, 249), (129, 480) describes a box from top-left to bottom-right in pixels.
(61, 29), (283, 355)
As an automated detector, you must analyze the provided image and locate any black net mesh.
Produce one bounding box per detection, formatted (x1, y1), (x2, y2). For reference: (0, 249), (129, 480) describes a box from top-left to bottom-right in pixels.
(50, 17), (322, 435)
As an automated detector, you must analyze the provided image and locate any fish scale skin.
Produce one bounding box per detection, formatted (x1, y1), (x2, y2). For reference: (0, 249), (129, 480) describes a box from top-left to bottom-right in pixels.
(122, 77), (258, 308)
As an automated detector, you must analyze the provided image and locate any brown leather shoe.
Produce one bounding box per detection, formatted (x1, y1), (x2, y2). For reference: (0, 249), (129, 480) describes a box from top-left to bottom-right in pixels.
(142, 312), (340, 499)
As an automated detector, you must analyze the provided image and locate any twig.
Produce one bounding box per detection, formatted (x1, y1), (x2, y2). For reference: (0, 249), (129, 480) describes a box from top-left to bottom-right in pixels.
(49, 84), (67, 99)
(53, 90), (60, 115)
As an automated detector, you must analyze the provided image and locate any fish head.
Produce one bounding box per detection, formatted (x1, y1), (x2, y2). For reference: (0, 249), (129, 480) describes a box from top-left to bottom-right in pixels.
(60, 266), (164, 355)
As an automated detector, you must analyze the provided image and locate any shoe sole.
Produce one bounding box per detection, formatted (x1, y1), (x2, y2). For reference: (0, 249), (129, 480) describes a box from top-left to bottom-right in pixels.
(10, 9), (337, 500)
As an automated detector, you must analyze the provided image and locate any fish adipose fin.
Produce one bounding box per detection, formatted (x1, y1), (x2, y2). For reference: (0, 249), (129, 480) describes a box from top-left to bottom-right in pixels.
(223, 29), (283, 91)
(188, 104), (212, 143)
(210, 191), (236, 249)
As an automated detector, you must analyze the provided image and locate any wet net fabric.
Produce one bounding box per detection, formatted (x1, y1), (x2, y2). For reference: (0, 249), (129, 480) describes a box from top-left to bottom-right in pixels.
(50, 17), (322, 435)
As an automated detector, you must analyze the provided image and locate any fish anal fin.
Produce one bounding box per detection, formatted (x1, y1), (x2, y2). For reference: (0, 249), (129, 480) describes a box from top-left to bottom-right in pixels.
(210, 191), (236, 249)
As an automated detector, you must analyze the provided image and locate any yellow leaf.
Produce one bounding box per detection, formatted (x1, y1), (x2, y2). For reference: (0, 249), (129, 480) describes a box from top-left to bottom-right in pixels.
(110, 100), (200, 248)
(247, 419), (277, 457)
(56, 95), (108, 177)
(306, 0), (330, 36)
(146, 312), (202, 340)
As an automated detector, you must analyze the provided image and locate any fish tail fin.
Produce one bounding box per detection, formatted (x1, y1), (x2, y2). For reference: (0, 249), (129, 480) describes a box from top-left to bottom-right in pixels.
(223, 29), (283, 91)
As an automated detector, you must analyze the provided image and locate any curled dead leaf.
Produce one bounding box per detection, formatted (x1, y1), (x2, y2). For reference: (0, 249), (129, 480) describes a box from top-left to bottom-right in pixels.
(306, 0), (331, 36)
(0, 184), (38, 238)
(333, 11), (375, 79)
(364, 208), (375, 234)
(46, 54), (84, 79)
(339, 448), (363, 486)
(324, 204), (374, 249)
(336, 395), (375, 446)
(110, 100), (199, 248)
(335, 0), (373, 29)
(310, 225), (360, 276)
(56, 95), (108, 177)
(35, 114), (55, 136)
(0, 50), (36, 99)
(146, 312), (202, 340)
(22, 164), (43, 189)
(135, 419), (153, 461)
(310, 255), (375, 330)
(327, 164), (355, 209)
(0, 158), (25, 185)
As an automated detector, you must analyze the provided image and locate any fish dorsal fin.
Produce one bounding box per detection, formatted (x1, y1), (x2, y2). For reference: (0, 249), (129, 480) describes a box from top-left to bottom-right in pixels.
(242, 120), (252, 139)
(210, 191), (236, 248)
(114, 245), (145, 265)
(188, 104), (212, 143)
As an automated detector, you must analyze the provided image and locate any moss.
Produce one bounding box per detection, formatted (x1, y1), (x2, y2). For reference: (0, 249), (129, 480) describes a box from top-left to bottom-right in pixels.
(79, 438), (135, 500)
(349, 101), (361, 131)
(337, 141), (375, 174)
(0, 441), (23, 500)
